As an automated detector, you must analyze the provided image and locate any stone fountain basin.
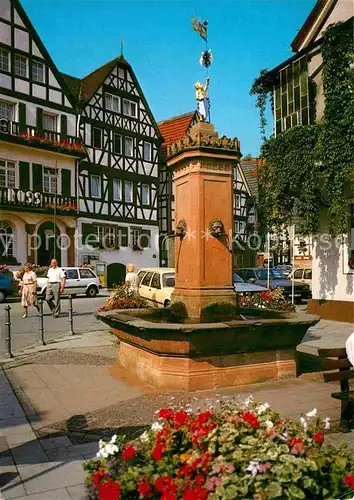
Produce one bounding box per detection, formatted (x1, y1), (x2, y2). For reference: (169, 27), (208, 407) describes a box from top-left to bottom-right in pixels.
(97, 308), (319, 358)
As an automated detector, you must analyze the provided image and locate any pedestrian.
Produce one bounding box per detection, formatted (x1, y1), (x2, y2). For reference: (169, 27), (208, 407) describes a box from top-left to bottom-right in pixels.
(19, 263), (38, 319)
(46, 259), (66, 318)
(125, 263), (139, 293)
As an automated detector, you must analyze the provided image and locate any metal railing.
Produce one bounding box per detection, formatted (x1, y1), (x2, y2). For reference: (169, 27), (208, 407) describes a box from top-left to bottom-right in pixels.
(2, 295), (76, 359)
(2, 121), (79, 146)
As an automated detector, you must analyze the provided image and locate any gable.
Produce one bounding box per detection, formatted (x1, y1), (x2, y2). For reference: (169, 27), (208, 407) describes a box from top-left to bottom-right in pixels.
(0, 0), (75, 109)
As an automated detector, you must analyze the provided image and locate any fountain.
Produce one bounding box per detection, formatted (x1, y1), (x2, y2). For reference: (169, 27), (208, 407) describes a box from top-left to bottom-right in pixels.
(97, 122), (319, 391)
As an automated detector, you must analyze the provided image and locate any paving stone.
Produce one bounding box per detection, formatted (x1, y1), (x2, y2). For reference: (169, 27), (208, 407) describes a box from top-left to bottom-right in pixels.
(0, 418), (33, 437)
(66, 484), (86, 500)
(10, 441), (47, 466)
(6, 431), (37, 448)
(18, 460), (85, 494)
(45, 447), (84, 462)
(70, 442), (97, 457)
(0, 452), (14, 467)
(3, 487), (72, 500)
(0, 403), (25, 421)
(40, 436), (72, 450)
(0, 436), (8, 453)
(1, 478), (26, 499)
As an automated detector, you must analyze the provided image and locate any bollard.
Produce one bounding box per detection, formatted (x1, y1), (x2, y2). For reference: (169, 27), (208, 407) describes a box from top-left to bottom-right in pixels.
(4, 304), (13, 359)
(38, 298), (45, 346)
(68, 294), (75, 335)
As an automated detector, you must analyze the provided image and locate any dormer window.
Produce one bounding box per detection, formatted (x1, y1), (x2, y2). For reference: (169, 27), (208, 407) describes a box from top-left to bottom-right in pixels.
(122, 98), (137, 118)
(14, 54), (27, 78)
(105, 93), (120, 113)
(0, 48), (9, 72)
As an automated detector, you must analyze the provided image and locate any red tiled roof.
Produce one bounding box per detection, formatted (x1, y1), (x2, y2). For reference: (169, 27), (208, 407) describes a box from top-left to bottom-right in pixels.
(158, 111), (196, 146)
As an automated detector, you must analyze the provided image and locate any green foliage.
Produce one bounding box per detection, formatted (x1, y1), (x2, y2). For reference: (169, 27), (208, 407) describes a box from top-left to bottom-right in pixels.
(169, 301), (188, 320)
(251, 20), (354, 237)
(250, 69), (273, 141)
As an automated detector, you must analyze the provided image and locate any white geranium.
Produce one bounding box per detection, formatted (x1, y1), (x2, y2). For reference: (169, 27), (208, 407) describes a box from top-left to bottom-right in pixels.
(264, 420), (274, 429)
(257, 402), (270, 414)
(96, 436), (119, 459)
(246, 460), (260, 477)
(324, 417), (331, 430)
(306, 408), (317, 418)
(139, 430), (150, 443)
(244, 395), (254, 407)
(300, 417), (308, 430)
(151, 421), (163, 432)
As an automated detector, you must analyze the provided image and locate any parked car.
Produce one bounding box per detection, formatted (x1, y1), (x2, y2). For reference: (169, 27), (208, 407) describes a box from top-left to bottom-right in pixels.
(37, 267), (102, 298)
(137, 268), (175, 307)
(234, 273), (268, 293)
(289, 268), (312, 290)
(237, 268), (311, 301)
(275, 264), (293, 277)
(0, 272), (16, 303)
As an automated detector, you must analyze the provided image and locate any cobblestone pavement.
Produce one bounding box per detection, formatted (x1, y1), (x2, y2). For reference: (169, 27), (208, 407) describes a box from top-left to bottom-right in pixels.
(1, 319), (354, 499)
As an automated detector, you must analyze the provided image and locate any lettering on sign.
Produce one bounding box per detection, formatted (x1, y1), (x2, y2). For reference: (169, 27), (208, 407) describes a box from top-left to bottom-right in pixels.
(7, 189), (42, 206)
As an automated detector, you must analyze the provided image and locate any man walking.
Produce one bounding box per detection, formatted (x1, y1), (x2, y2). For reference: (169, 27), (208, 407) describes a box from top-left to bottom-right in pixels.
(46, 259), (66, 318)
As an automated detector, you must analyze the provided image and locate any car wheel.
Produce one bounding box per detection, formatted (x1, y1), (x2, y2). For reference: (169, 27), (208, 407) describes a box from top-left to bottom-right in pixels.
(86, 286), (98, 298)
(0, 291), (5, 303)
(164, 299), (171, 308)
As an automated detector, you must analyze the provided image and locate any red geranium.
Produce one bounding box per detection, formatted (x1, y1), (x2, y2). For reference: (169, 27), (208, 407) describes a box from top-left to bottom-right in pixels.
(289, 437), (305, 455)
(122, 444), (136, 460)
(92, 469), (108, 487)
(177, 463), (193, 478)
(344, 474), (354, 489)
(313, 431), (324, 444)
(242, 411), (260, 429)
(137, 479), (153, 497)
(99, 480), (121, 500)
(152, 442), (166, 461)
(174, 409), (190, 427)
(159, 408), (175, 420)
(183, 485), (209, 500)
(155, 476), (178, 497)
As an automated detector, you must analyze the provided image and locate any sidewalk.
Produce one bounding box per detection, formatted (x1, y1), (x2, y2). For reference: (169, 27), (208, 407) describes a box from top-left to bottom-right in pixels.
(1, 319), (354, 499)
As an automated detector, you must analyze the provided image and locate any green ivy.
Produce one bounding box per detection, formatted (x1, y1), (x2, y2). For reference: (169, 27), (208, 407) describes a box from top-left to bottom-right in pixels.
(251, 20), (354, 237)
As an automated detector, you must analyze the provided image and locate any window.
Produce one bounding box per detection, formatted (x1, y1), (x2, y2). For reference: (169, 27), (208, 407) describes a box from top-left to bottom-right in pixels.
(113, 134), (122, 154)
(32, 60), (44, 83)
(141, 271), (153, 286)
(92, 127), (103, 149)
(0, 101), (14, 121)
(96, 226), (115, 247)
(304, 269), (312, 280)
(124, 181), (133, 203)
(14, 54), (27, 77)
(151, 273), (161, 289)
(143, 142), (151, 161)
(236, 194), (241, 209)
(294, 269), (303, 279)
(105, 93), (120, 113)
(43, 113), (57, 132)
(65, 269), (78, 279)
(122, 98), (137, 118)
(0, 220), (13, 258)
(141, 184), (150, 205)
(90, 175), (101, 198)
(113, 179), (122, 201)
(117, 226), (128, 246)
(124, 136), (134, 157)
(162, 272), (175, 288)
(131, 228), (151, 249)
(137, 270), (146, 283)
(79, 268), (96, 279)
(0, 159), (15, 188)
(43, 167), (57, 194)
(0, 48), (9, 72)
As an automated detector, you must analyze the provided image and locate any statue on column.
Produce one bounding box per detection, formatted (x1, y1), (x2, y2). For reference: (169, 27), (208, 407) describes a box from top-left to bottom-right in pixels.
(195, 77), (210, 122)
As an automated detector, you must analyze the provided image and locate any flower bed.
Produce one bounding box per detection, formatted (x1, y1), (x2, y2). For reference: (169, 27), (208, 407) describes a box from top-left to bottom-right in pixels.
(84, 398), (354, 499)
(239, 288), (296, 313)
(98, 283), (147, 311)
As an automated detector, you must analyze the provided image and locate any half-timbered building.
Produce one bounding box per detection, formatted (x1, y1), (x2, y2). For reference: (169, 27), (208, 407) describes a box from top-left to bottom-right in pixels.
(0, 0), (83, 268)
(63, 57), (162, 286)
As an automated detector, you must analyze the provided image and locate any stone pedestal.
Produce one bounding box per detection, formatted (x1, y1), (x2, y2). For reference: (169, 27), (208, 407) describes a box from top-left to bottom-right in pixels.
(168, 122), (239, 319)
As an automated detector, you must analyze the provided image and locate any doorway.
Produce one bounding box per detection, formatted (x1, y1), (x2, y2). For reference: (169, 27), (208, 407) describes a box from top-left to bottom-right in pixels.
(37, 221), (61, 266)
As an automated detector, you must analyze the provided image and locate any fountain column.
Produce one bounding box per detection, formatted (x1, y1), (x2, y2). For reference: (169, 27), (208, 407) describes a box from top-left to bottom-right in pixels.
(167, 122), (240, 319)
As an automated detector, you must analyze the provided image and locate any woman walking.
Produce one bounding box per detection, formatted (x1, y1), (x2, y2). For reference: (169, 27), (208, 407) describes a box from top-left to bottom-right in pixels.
(20, 263), (38, 318)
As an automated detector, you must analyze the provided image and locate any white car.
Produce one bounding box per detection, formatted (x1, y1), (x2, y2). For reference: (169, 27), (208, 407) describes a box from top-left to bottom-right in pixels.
(137, 268), (175, 308)
(37, 267), (102, 298)
(137, 268), (267, 308)
(289, 268), (312, 290)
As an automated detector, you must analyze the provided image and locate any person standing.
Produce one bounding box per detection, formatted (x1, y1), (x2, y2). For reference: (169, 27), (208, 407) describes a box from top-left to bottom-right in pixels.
(125, 263), (139, 293)
(20, 263), (38, 319)
(46, 259), (66, 318)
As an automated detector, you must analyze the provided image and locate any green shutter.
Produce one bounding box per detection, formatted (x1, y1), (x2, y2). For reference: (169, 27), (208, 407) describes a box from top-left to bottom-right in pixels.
(81, 223), (97, 246)
(32, 163), (42, 192)
(36, 108), (43, 133)
(61, 169), (71, 197)
(19, 162), (30, 191)
(18, 103), (26, 133)
(60, 115), (67, 137)
(118, 226), (128, 247)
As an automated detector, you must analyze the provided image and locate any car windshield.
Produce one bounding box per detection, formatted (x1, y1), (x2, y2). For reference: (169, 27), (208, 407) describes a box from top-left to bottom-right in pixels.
(255, 269), (286, 280)
(162, 273), (175, 287)
(234, 273), (244, 283)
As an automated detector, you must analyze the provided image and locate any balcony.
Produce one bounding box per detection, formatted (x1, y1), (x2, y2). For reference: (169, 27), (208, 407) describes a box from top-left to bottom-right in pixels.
(0, 121), (86, 157)
(0, 187), (78, 215)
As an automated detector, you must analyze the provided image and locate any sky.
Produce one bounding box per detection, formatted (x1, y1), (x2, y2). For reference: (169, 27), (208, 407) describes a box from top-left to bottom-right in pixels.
(21, 0), (316, 156)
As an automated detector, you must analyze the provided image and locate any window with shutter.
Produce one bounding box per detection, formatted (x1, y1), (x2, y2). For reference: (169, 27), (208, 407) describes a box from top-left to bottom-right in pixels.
(19, 161), (29, 191)
(32, 163), (42, 192)
(117, 226), (128, 247)
(81, 223), (97, 246)
(61, 169), (71, 197)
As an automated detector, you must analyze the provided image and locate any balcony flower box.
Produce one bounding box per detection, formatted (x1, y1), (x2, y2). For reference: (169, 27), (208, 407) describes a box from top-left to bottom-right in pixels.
(19, 132), (86, 156)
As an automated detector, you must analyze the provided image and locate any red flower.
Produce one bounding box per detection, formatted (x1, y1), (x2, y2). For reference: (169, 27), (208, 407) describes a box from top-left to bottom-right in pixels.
(159, 408), (175, 420)
(155, 476), (178, 497)
(183, 486), (208, 500)
(137, 479), (153, 497)
(174, 409), (189, 427)
(152, 442), (166, 461)
(92, 469), (108, 487)
(122, 444), (136, 460)
(177, 463), (193, 478)
(99, 480), (121, 500)
(313, 431), (324, 444)
(344, 474), (354, 489)
(288, 437), (305, 455)
(242, 411), (260, 429)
